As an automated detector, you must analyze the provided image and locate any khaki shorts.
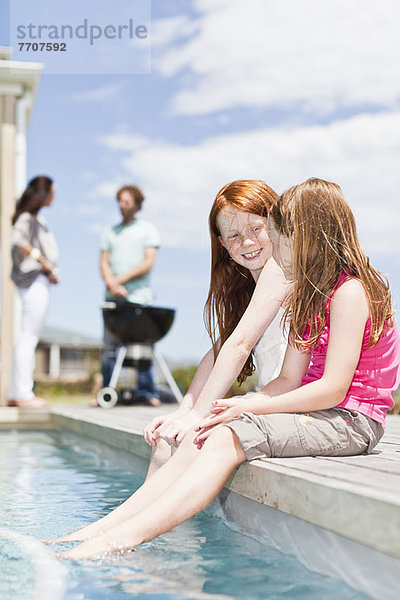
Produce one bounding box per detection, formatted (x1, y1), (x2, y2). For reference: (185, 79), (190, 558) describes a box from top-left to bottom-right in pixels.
(225, 408), (384, 461)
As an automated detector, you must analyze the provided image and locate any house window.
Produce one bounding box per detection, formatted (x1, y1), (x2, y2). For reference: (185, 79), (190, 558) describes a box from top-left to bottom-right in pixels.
(60, 348), (87, 376)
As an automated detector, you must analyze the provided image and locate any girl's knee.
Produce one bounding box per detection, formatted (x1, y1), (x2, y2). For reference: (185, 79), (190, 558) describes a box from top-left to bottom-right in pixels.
(204, 425), (240, 451)
(201, 426), (246, 464)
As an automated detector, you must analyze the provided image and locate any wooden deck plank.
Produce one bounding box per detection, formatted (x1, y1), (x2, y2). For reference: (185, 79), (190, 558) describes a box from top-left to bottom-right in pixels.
(255, 456), (400, 499)
(320, 454), (400, 473)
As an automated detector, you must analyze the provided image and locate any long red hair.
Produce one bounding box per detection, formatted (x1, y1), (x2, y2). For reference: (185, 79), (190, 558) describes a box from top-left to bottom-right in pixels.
(204, 180), (278, 384)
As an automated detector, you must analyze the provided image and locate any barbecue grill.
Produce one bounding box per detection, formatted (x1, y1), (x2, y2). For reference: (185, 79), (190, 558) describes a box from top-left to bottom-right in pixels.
(97, 300), (183, 408)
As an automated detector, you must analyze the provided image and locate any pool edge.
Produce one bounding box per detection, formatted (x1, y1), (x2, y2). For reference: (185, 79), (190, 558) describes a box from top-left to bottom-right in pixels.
(48, 406), (400, 562)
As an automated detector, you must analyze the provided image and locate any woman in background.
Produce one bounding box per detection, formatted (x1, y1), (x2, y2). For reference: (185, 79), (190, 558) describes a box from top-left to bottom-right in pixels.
(8, 176), (59, 408)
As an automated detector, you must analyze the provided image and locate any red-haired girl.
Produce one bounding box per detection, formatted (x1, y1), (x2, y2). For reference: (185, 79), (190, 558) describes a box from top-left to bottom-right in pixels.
(144, 179), (289, 470)
(49, 179), (289, 547)
(55, 178), (400, 560)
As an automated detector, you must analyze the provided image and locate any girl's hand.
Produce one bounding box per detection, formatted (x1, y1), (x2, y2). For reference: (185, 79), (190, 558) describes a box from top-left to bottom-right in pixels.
(144, 413), (171, 446)
(193, 398), (246, 448)
(157, 409), (203, 447)
(143, 405), (192, 446)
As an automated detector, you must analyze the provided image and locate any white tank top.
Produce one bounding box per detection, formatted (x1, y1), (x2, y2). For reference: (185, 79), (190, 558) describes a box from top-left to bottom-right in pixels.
(253, 306), (287, 387)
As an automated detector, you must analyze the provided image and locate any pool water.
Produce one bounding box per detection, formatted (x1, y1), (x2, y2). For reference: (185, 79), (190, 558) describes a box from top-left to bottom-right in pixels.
(0, 536), (35, 597)
(0, 430), (372, 600)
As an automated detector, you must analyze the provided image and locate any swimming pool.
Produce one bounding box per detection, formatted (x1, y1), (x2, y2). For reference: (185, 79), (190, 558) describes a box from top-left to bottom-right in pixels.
(0, 430), (374, 600)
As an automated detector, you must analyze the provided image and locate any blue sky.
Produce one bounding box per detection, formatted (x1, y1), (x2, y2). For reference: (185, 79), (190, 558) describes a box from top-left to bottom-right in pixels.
(1, 0), (400, 364)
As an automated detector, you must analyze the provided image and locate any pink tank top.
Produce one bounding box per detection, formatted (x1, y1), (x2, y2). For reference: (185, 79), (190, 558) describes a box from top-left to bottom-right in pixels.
(302, 273), (400, 425)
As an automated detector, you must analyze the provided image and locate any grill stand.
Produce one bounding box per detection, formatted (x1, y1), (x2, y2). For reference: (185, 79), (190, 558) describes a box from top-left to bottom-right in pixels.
(97, 344), (183, 409)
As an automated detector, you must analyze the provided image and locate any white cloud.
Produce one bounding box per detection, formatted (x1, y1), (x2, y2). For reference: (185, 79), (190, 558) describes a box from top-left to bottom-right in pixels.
(98, 111), (400, 254)
(151, 15), (199, 47)
(153, 0), (400, 116)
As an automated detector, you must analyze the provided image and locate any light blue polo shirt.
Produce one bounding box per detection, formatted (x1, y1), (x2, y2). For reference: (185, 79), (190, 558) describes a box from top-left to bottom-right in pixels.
(101, 219), (160, 304)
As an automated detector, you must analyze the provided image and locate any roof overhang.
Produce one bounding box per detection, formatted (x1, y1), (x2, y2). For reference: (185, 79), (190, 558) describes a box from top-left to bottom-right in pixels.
(0, 47), (43, 124)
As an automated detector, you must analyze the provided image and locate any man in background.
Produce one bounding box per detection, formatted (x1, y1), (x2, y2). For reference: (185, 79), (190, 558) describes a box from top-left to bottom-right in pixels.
(99, 185), (161, 406)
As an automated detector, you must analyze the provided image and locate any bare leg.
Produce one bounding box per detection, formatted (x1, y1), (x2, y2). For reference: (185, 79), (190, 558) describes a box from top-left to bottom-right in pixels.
(60, 427), (245, 560)
(145, 438), (173, 481)
(47, 434), (197, 543)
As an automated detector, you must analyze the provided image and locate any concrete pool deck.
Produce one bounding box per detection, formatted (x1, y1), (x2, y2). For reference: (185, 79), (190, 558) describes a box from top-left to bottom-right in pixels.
(1, 403), (399, 561)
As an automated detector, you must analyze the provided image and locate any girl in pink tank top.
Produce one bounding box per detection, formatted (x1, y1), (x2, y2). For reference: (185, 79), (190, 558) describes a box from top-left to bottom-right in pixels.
(50, 178), (400, 561)
(196, 177), (400, 452)
(302, 271), (399, 425)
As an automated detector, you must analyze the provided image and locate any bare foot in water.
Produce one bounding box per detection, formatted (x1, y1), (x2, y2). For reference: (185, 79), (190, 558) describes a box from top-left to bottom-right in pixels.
(58, 532), (134, 561)
(42, 532), (91, 544)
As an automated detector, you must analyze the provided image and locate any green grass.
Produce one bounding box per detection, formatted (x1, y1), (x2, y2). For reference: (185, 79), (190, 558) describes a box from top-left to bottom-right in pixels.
(34, 379), (97, 404)
(42, 393), (92, 404)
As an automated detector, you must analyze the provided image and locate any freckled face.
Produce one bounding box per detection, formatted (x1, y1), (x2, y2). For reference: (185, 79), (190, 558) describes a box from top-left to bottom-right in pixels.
(267, 217), (294, 280)
(217, 208), (272, 280)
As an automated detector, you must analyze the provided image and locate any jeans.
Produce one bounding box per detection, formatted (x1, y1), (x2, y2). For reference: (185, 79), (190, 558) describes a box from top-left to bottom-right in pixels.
(8, 274), (50, 401)
(101, 330), (159, 401)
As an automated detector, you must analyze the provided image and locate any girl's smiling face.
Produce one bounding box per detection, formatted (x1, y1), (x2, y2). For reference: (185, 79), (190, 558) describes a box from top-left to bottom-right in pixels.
(267, 217), (294, 280)
(217, 208), (272, 281)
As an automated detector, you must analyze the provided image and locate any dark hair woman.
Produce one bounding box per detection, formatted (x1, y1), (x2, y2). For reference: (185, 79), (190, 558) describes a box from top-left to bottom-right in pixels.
(8, 176), (59, 408)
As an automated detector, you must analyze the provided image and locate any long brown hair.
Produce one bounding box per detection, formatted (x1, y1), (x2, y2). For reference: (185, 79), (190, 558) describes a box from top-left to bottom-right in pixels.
(204, 180), (278, 384)
(270, 177), (394, 350)
(12, 176), (53, 225)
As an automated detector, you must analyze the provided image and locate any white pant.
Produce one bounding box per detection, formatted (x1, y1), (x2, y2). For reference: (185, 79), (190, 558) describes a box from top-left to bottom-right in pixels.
(8, 274), (50, 401)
